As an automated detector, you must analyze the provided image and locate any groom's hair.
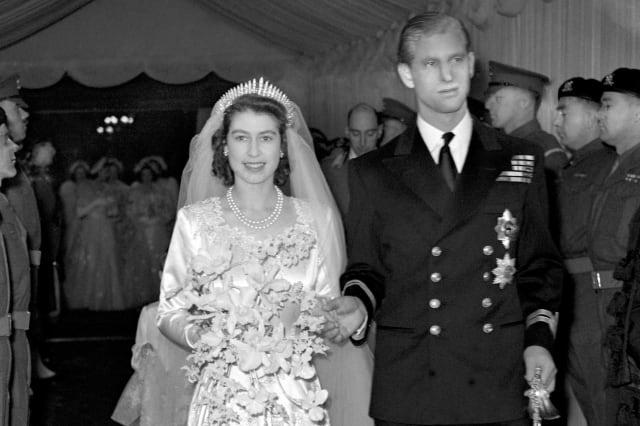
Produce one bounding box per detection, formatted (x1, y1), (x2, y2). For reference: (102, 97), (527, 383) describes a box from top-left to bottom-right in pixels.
(211, 94), (291, 187)
(397, 13), (471, 65)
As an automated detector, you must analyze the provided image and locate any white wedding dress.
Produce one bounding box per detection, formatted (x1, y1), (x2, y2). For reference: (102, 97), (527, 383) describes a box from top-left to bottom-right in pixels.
(157, 196), (373, 426)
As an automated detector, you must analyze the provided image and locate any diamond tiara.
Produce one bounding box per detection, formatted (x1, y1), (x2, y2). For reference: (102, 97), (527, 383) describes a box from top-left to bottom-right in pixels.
(213, 77), (295, 126)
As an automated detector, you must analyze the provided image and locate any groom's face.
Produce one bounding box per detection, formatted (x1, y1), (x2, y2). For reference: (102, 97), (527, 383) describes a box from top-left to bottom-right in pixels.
(397, 27), (474, 119)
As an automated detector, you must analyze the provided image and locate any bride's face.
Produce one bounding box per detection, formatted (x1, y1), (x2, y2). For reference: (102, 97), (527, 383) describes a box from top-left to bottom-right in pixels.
(226, 110), (282, 187)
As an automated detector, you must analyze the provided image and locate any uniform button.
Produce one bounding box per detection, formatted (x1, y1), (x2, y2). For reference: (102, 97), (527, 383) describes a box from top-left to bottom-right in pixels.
(481, 298), (492, 308)
(429, 325), (441, 336)
(483, 245), (494, 256)
(431, 246), (442, 257)
(430, 272), (442, 283)
(482, 272), (491, 282)
(429, 298), (441, 309)
(482, 323), (494, 334)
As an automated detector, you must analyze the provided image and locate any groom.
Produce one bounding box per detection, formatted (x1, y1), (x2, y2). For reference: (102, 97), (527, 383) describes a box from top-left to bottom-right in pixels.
(324, 13), (563, 426)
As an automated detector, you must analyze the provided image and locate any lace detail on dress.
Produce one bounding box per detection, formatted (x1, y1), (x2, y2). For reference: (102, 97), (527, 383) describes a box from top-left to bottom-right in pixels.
(183, 196), (318, 271)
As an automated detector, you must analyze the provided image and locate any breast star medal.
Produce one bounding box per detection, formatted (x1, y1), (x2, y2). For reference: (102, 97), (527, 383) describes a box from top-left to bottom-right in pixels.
(495, 209), (519, 250)
(492, 253), (516, 289)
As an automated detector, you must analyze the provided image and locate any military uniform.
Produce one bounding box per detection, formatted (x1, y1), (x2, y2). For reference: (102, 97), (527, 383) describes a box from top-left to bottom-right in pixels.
(558, 139), (617, 425)
(511, 120), (568, 175)
(486, 61), (569, 176)
(0, 231), (12, 426)
(342, 119), (562, 424)
(0, 194), (31, 426)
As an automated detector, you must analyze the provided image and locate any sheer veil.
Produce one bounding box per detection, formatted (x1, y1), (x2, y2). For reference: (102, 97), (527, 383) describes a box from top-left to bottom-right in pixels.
(176, 89), (346, 286)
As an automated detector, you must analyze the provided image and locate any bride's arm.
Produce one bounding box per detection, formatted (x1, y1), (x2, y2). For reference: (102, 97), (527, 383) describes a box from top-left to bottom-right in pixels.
(157, 208), (200, 351)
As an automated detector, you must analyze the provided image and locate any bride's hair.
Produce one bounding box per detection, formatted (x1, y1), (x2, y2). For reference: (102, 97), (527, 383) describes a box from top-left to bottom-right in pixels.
(211, 94), (291, 187)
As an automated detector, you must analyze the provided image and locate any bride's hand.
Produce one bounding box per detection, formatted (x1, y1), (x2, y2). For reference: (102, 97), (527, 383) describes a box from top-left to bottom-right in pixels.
(321, 296), (366, 343)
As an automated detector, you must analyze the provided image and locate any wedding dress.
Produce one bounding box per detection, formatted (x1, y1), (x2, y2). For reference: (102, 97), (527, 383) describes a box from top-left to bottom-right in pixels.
(158, 196), (373, 425)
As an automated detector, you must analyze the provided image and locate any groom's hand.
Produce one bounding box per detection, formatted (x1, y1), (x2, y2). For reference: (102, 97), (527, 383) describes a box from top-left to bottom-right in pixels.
(524, 345), (557, 392)
(322, 296), (366, 343)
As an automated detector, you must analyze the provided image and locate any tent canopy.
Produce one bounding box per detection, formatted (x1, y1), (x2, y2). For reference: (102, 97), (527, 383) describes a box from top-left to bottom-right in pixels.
(2, 0), (640, 137)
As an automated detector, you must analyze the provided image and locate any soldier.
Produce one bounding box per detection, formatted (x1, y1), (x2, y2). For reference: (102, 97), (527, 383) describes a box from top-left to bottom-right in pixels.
(485, 61), (568, 177)
(0, 74), (40, 424)
(554, 76), (617, 425)
(0, 100), (29, 426)
(0, 108), (15, 426)
(574, 67), (640, 424)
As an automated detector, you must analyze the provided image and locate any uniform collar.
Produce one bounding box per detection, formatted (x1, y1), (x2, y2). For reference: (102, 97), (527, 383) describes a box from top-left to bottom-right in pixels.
(617, 141), (640, 170)
(569, 139), (605, 164)
(510, 119), (541, 139)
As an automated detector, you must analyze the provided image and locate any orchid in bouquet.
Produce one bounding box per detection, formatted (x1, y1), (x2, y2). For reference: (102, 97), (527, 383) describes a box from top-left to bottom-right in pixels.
(181, 229), (330, 424)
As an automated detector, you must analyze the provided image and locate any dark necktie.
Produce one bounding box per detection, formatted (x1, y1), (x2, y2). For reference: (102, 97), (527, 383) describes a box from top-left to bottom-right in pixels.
(439, 132), (457, 191)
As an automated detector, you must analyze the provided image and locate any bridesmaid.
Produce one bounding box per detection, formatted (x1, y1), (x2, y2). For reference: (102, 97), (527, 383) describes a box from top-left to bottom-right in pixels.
(62, 159), (125, 310)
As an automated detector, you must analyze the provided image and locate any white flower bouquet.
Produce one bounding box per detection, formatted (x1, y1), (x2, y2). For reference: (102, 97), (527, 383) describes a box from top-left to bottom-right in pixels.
(181, 232), (330, 425)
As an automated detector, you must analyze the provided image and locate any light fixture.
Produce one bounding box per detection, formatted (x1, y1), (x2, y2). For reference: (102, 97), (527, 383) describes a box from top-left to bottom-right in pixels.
(97, 113), (134, 136)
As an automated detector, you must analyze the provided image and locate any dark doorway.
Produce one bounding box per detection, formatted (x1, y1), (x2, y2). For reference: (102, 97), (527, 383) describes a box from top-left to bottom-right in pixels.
(21, 72), (235, 183)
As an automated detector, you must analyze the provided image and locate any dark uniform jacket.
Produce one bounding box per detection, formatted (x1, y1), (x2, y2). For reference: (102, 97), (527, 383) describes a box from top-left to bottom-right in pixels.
(558, 139), (615, 260)
(3, 169), (40, 266)
(0, 194), (30, 426)
(511, 119), (568, 175)
(590, 143), (640, 270)
(341, 119), (563, 424)
(0, 230), (11, 426)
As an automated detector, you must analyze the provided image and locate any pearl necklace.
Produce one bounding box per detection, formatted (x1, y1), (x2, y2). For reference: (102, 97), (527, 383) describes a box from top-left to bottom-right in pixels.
(226, 186), (284, 230)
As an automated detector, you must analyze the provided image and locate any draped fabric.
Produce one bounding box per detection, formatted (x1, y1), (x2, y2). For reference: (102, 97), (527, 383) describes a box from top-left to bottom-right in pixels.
(0, 0), (94, 49)
(0, 0), (302, 90)
(1, 0), (640, 136)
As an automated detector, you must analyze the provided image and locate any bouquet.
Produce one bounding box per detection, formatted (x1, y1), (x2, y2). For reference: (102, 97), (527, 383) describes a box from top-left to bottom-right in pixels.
(181, 227), (330, 425)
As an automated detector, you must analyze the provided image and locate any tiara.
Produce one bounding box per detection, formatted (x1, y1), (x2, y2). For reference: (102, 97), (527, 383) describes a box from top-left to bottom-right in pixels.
(213, 77), (295, 127)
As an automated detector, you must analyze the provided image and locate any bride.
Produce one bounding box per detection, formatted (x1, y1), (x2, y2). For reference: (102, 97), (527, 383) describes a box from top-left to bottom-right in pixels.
(157, 79), (373, 425)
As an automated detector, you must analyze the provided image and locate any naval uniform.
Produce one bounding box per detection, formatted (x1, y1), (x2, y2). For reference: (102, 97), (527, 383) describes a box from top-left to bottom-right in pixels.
(341, 118), (562, 425)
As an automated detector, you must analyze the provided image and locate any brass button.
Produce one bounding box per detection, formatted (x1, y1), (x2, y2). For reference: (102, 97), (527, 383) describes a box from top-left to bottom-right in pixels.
(483, 272), (491, 282)
(431, 246), (442, 257)
(482, 323), (494, 334)
(429, 299), (441, 309)
(430, 272), (442, 283)
(483, 245), (494, 256)
(429, 325), (441, 336)
(481, 298), (492, 308)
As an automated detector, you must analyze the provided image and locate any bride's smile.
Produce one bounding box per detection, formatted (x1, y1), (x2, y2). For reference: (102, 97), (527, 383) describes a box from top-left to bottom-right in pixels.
(226, 110), (281, 187)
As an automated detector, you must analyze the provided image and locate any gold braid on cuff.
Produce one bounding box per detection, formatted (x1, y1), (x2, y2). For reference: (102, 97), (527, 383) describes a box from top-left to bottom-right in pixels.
(525, 309), (558, 338)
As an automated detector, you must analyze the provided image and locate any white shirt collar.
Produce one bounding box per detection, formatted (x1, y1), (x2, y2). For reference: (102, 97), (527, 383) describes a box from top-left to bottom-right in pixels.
(417, 111), (473, 172)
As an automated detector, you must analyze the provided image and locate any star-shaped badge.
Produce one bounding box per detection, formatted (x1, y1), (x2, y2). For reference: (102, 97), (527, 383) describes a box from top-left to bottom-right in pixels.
(492, 253), (516, 289)
(495, 209), (519, 250)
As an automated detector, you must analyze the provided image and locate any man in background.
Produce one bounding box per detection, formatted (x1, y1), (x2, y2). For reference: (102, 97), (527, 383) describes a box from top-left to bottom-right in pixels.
(321, 103), (381, 218)
(585, 67), (640, 424)
(0, 74), (45, 425)
(485, 61), (568, 176)
(553, 76), (615, 425)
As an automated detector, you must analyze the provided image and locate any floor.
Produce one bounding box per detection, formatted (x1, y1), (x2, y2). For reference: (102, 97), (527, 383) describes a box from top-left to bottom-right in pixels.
(30, 309), (140, 426)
